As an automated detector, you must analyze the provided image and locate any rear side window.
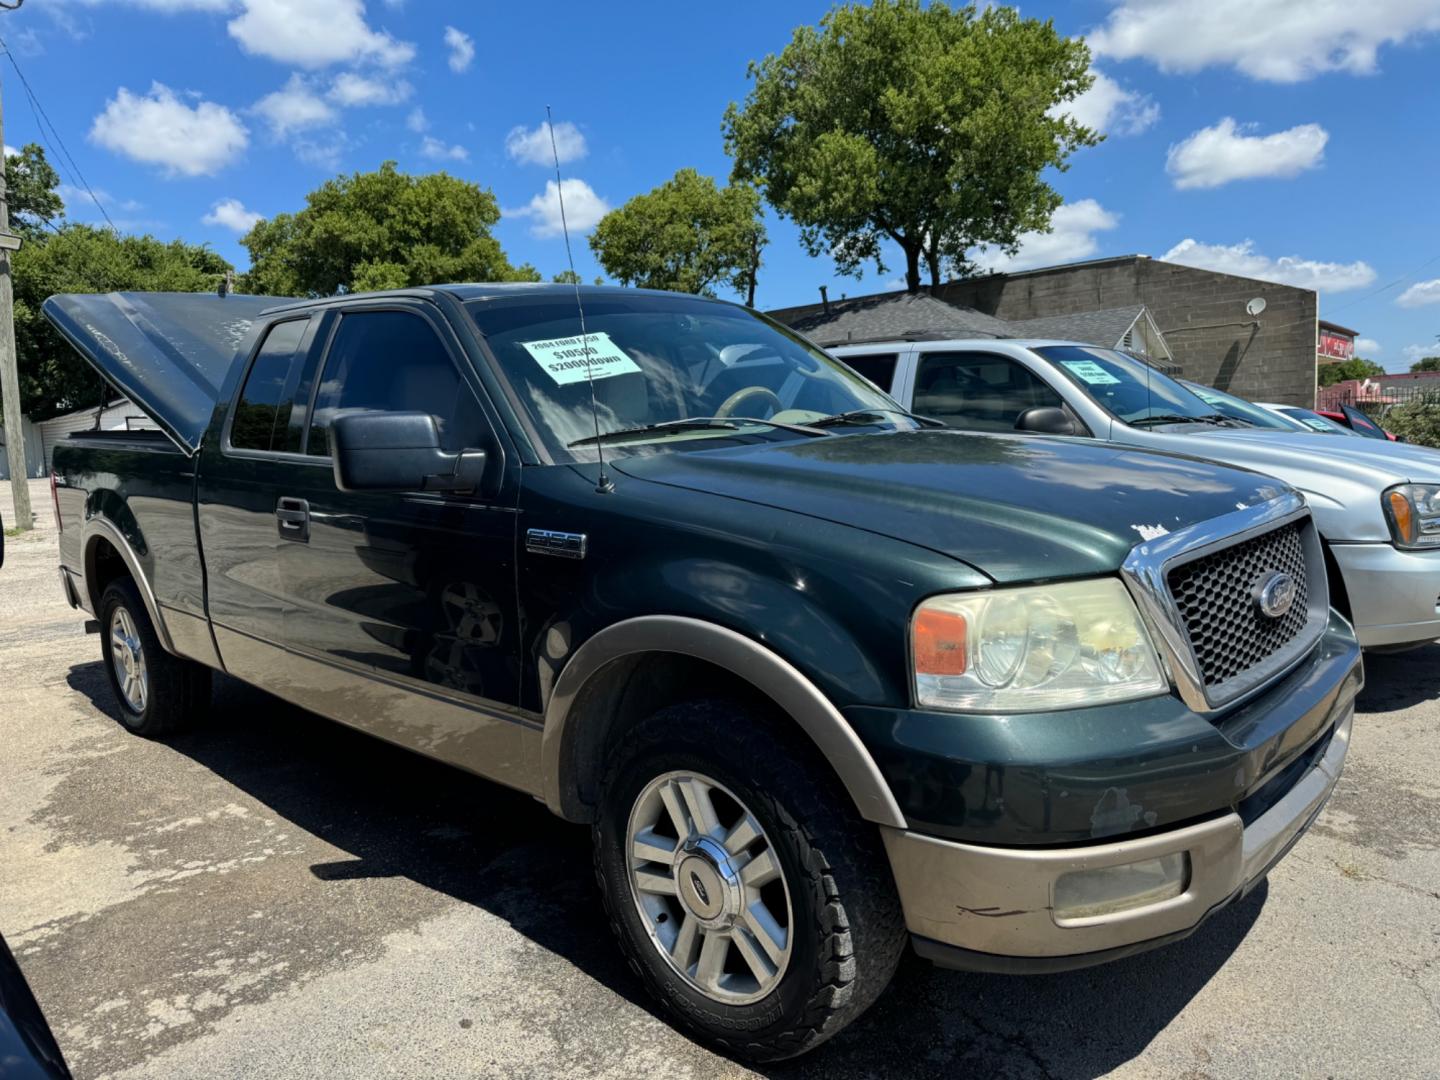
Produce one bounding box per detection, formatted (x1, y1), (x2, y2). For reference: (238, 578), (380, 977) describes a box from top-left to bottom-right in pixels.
(839, 352), (899, 392)
(230, 319), (310, 452)
(913, 352), (1062, 432)
(307, 310), (484, 457)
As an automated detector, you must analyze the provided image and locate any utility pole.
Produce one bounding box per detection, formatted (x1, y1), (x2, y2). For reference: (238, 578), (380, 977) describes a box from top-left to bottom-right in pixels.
(0, 0), (30, 532)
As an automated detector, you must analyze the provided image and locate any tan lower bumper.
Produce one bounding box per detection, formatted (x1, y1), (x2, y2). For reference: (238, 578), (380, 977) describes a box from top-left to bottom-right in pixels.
(883, 707), (1352, 962)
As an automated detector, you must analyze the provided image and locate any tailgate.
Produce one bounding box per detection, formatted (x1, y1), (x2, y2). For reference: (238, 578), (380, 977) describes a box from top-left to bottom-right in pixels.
(42, 291), (291, 453)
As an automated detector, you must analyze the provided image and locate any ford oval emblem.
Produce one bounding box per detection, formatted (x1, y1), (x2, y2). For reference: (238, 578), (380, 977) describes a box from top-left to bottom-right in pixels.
(1254, 571), (1297, 619)
(690, 872), (710, 907)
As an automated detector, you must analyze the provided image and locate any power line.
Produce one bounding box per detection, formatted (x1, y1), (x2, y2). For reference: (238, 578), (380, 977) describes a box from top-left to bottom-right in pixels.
(1323, 251), (1440, 318)
(0, 34), (115, 231)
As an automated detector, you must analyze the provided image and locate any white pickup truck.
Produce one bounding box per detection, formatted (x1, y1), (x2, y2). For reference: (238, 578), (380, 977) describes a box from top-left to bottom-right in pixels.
(830, 337), (1440, 651)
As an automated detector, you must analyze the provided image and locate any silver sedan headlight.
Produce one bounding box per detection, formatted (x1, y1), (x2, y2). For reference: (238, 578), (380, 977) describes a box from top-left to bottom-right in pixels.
(1383, 483), (1440, 550)
(912, 578), (1168, 712)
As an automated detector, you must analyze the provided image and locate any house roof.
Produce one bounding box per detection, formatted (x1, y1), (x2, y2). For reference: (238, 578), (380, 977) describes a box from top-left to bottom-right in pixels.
(1004, 306), (1146, 349)
(785, 291), (1014, 347)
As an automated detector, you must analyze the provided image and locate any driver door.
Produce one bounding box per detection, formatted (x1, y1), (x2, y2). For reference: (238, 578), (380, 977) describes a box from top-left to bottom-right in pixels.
(275, 302), (525, 775)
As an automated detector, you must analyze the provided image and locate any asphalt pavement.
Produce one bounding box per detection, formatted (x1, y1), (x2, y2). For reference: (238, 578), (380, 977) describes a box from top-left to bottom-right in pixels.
(2, 478), (1437, 1079)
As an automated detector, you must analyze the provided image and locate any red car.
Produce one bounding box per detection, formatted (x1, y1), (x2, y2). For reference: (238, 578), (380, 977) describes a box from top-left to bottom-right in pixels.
(1316, 403), (1401, 441)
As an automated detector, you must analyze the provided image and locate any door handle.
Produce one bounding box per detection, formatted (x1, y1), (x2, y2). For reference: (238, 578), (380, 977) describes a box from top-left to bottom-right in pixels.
(275, 497), (310, 542)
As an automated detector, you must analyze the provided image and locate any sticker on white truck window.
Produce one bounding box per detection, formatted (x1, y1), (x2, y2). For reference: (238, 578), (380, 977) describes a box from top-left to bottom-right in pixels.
(1060, 359), (1121, 386)
(521, 331), (642, 386)
(1190, 388), (1222, 405)
(1300, 418), (1331, 431)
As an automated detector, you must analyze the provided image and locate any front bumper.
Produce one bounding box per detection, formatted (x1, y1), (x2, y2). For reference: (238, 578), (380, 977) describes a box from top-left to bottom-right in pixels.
(880, 665), (1358, 971)
(1329, 541), (1440, 648)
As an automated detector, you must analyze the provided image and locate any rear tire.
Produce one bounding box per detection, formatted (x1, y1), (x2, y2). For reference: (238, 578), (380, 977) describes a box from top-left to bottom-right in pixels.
(98, 578), (210, 737)
(593, 699), (906, 1061)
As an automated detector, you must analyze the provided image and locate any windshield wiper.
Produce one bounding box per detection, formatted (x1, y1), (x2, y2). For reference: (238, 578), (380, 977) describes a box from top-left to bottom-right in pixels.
(1129, 413), (1226, 428)
(811, 408), (945, 429)
(567, 416), (829, 448)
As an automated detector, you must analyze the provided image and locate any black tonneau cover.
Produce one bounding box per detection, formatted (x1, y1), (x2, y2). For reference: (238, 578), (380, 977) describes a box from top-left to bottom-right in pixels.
(42, 291), (291, 453)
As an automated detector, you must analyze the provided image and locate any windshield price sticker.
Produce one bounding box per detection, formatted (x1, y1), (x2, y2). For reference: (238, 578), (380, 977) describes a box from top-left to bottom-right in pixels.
(521, 331), (642, 386)
(1060, 359), (1121, 386)
(1302, 418), (1330, 431)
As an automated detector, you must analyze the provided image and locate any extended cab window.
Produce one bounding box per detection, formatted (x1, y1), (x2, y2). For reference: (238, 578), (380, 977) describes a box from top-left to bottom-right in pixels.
(839, 353), (899, 392)
(307, 310), (485, 457)
(230, 318), (309, 452)
(913, 352), (1062, 432)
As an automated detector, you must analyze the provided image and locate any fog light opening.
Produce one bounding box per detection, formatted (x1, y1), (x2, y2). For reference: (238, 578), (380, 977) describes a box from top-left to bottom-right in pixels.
(1053, 853), (1190, 921)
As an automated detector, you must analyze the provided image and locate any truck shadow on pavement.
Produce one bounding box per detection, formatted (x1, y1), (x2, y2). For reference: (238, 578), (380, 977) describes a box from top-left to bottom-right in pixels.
(1352, 642), (1440, 712)
(66, 661), (1267, 1079)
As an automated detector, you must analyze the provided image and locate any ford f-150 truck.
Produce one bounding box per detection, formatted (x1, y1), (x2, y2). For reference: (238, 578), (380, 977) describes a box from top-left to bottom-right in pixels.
(47, 285), (1361, 1060)
(836, 336), (1440, 651)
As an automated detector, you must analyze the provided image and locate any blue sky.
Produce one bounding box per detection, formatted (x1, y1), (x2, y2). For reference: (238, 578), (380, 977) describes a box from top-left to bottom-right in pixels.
(4, 0), (1440, 371)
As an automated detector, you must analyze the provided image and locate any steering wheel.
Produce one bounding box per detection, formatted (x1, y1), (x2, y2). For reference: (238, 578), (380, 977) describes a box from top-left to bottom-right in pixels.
(715, 385), (784, 419)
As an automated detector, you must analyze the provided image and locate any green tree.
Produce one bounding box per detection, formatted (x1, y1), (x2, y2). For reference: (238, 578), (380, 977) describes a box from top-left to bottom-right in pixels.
(723, 0), (1098, 292)
(1409, 355), (1440, 373)
(552, 269), (582, 284)
(5, 143), (64, 240)
(589, 169), (766, 304)
(1318, 357), (1385, 387)
(1380, 392), (1440, 448)
(12, 225), (231, 419)
(241, 161), (539, 296)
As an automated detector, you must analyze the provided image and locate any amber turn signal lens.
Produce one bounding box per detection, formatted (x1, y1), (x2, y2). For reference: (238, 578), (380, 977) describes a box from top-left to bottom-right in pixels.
(913, 608), (968, 676)
(1388, 489), (1416, 545)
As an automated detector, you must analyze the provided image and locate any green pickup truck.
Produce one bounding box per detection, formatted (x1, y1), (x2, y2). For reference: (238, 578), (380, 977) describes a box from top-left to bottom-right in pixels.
(46, 285), (1360, 1060)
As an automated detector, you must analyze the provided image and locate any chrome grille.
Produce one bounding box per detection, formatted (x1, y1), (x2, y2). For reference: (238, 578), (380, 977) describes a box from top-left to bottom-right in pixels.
(1166, 521), (1310, 689)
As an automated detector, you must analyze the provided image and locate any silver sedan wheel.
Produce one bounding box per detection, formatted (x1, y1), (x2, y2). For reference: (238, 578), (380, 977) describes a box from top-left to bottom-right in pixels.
(109, 606), (148, 715)
(626, 770), (793, 1004)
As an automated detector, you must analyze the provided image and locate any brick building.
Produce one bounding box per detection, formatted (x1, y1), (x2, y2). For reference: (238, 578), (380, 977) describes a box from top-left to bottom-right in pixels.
(771, 254), (1323, 406)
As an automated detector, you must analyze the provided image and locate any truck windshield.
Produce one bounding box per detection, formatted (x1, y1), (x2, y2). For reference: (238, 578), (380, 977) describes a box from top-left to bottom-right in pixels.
(1033, 345), (1217, 427)
(1179, 380), (1299, 431)
(466, 291), (902, 460)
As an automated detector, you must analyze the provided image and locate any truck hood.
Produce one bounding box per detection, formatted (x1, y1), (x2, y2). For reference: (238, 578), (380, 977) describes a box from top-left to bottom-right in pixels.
(43, 291), (292, 453)
(1121, 427), (1440, 540)
(613, 430), (1290, 582)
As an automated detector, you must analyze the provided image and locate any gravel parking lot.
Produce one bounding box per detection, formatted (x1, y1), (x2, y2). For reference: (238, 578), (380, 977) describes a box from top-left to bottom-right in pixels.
(2, 477), (1437, 1080)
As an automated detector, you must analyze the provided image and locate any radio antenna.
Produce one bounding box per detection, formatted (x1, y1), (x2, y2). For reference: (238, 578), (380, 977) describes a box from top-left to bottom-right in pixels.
(547, 105), (613, 494)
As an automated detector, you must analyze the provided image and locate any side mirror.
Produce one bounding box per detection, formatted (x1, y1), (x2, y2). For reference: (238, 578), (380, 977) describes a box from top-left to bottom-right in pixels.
(1015, 406), (1079, 436)
(332, 412), (488, 494)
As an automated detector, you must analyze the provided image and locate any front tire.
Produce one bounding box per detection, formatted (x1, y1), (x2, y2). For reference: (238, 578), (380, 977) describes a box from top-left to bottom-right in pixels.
(593, 700), (906, 1061)
(98, 578), (211, 737)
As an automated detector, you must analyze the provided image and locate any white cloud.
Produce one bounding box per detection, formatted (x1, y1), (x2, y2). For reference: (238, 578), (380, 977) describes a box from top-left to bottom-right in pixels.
(228, 0), (414, 68)
(1166, 118), (1327, 189)
(972, 199), (1119, 273)
(1397, 278), (1440, 308)
(1053, 69), (1159, 136)
(1088, 0), (1440, 82)
(505, 120), (587, 166)
(444, 25), (474, 73)
(90, 82), (248, 177)
(203, 197), (262, 232)
(405, 107), (428, 133)
(3, 145), (17, 158)
(1355, 337), (1382, 355)
(252, 74), (336, 136)
(1162, 239), (1377, 293)
(420, 136), (468, 162)
(328, 72), (412, 107)
(1404, 343), (1440, 364)
(508, 179), (610, 238)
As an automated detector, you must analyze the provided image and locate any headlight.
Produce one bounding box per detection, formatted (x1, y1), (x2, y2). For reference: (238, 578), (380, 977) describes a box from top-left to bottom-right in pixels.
(1383, 483), (1440, 549)
(912, 578), (1167, 712)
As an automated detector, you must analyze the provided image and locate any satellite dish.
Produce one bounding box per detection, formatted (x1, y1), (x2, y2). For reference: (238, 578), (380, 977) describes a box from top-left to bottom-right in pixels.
(1246, 297), (1267, 317)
